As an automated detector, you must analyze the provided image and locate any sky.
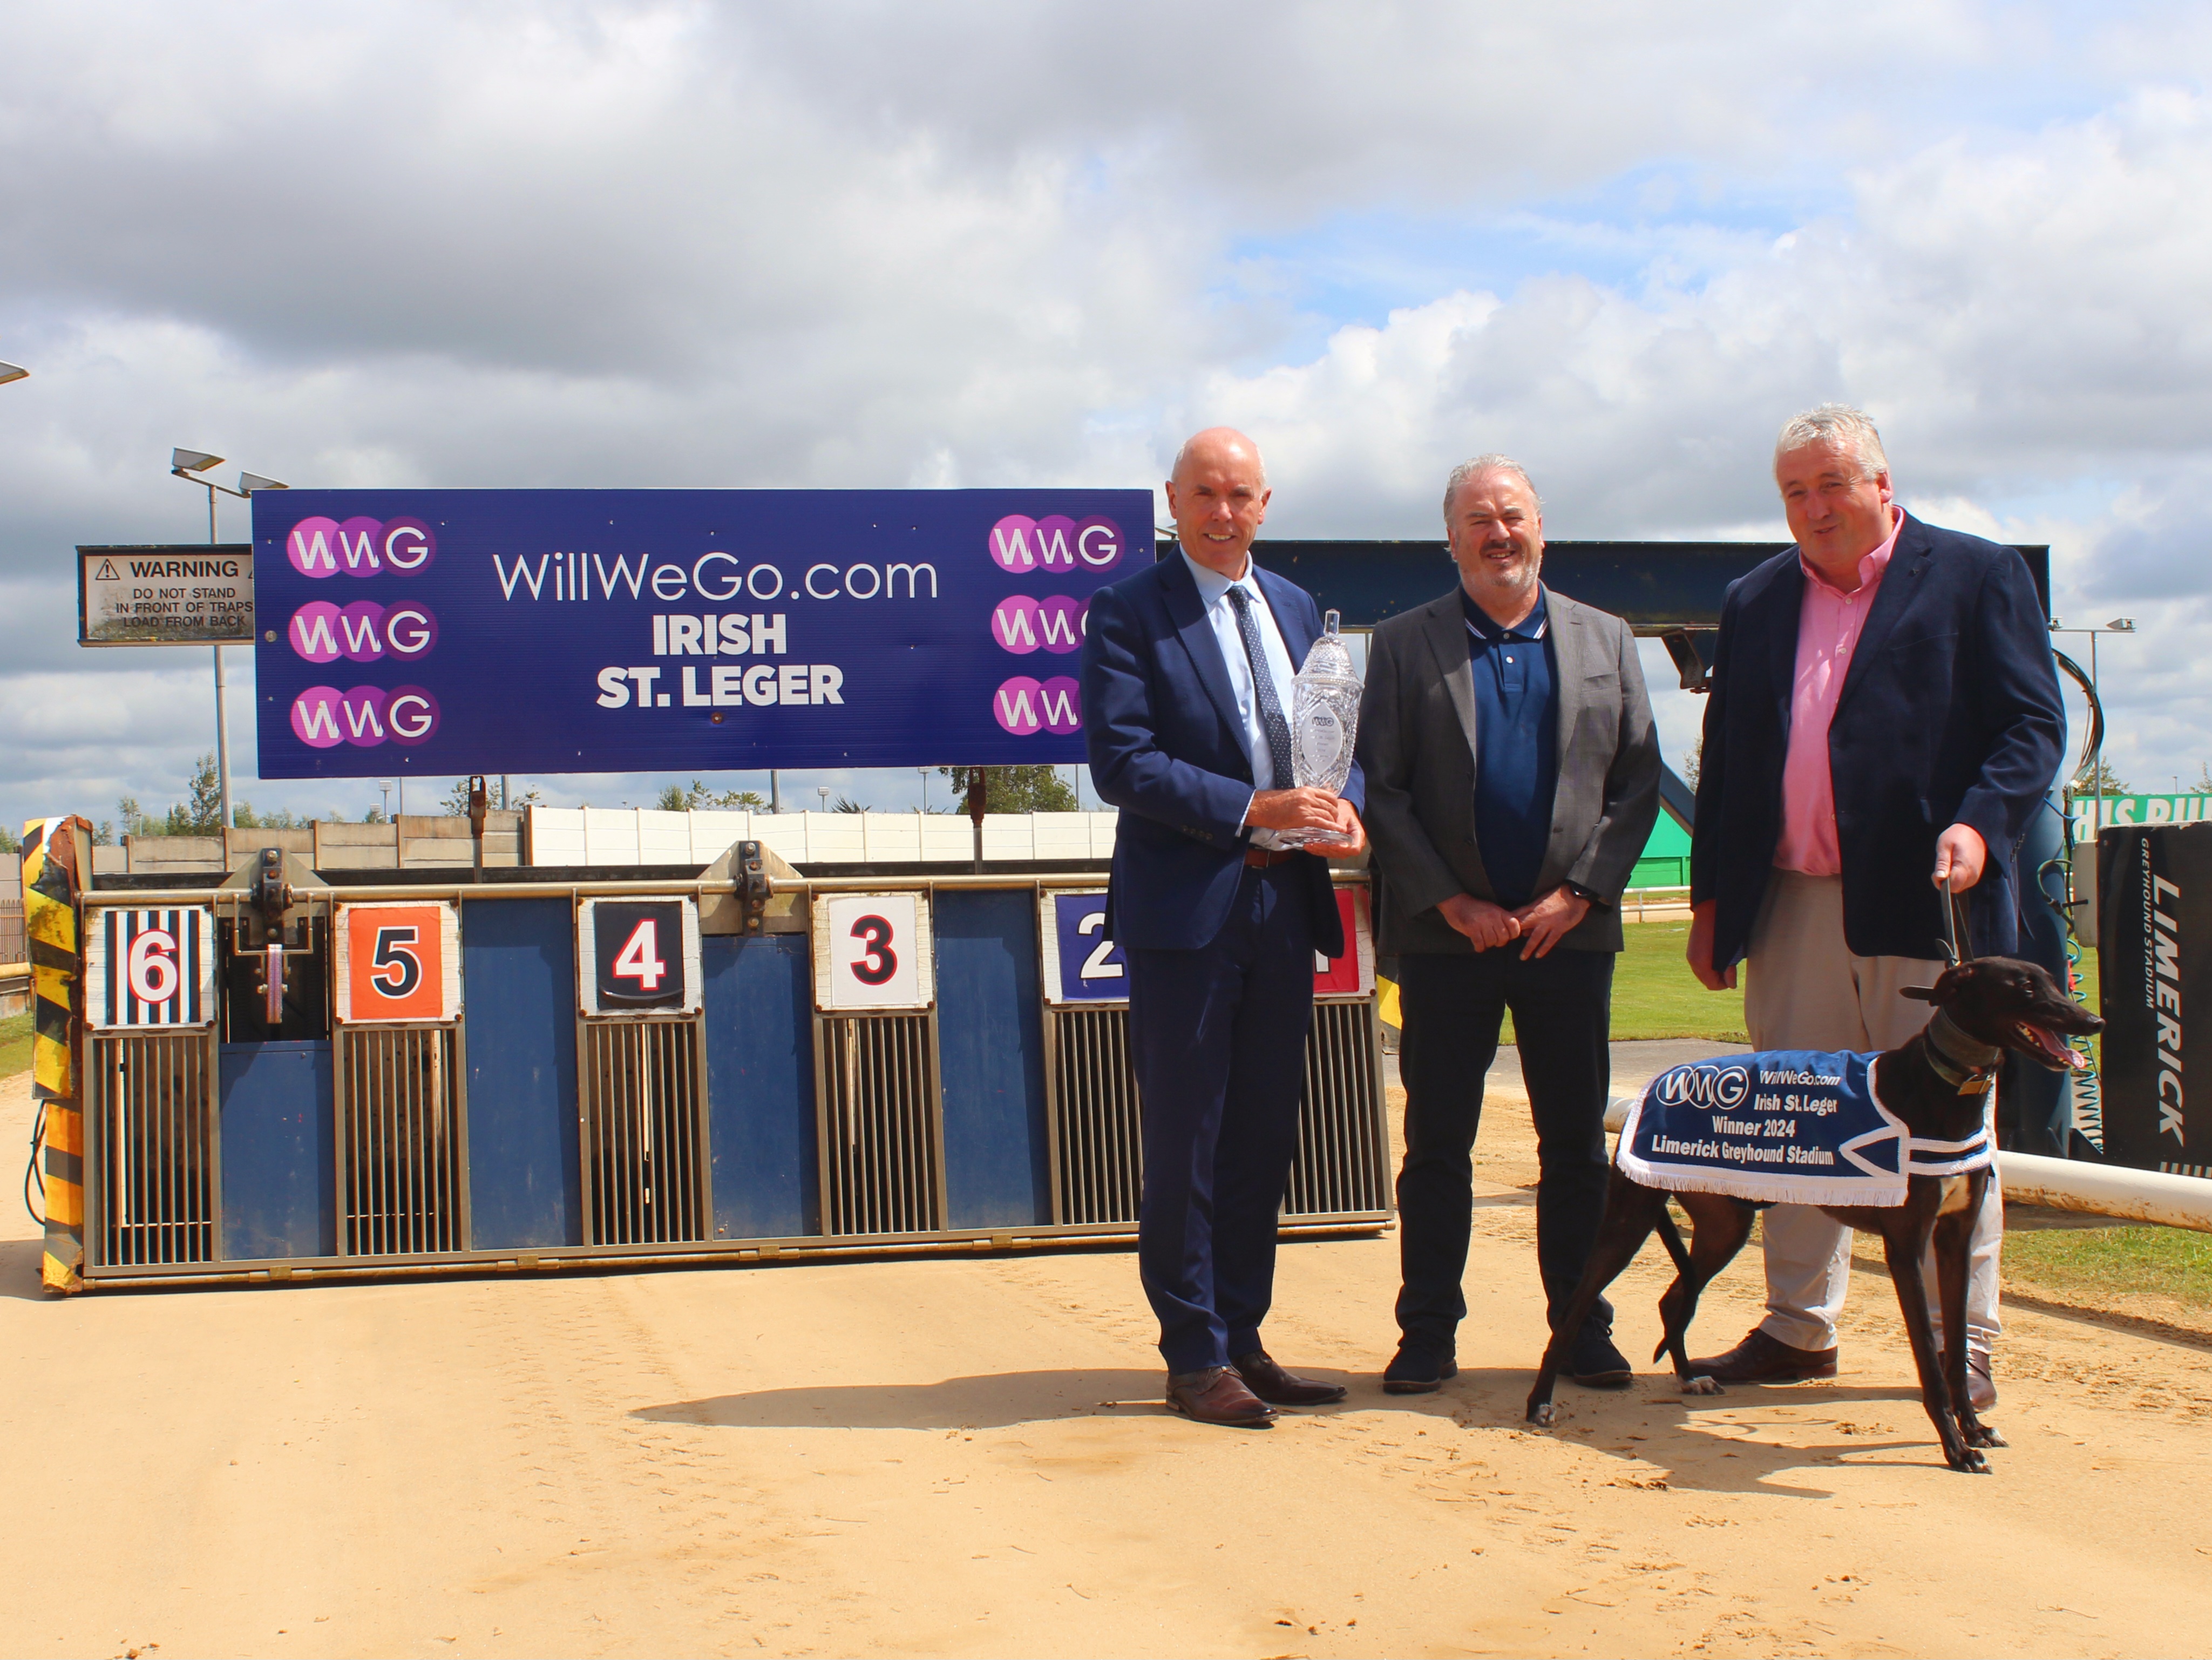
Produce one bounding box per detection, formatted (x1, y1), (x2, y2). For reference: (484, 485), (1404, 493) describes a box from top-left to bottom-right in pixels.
(6, 0), (2212, 834)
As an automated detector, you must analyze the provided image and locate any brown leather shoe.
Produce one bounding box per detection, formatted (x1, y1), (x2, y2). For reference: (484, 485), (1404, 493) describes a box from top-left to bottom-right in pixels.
(1166, 1365), (1276, 1426)
(1688, 1327), (1838, 1383)
(1233, 1350), (1348, 1406)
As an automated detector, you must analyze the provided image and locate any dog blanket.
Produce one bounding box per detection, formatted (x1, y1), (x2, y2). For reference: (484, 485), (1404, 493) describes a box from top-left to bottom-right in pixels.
(1616, 1050), (1993, 1208)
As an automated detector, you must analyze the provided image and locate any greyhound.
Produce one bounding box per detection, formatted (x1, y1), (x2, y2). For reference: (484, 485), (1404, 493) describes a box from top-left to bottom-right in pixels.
(1525, 955), (2102, 1473)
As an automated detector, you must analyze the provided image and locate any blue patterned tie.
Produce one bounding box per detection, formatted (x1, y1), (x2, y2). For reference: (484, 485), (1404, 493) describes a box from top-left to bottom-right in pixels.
(1227, 585), (1296, 789)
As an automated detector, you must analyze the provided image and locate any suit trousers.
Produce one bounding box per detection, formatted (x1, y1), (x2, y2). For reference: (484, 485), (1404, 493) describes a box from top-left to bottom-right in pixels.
(1744, 871), (2003, 1354)
(1127, 862), (1317, 1373)
(1394, 946), (1617, 1357)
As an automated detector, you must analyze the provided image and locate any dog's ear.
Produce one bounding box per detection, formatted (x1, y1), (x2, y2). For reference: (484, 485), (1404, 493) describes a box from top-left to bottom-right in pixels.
(1900, 984), (1938, 1001)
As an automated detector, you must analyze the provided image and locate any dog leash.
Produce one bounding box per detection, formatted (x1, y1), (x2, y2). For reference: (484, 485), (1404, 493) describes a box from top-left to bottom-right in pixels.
(1940, 883), (1975, 966)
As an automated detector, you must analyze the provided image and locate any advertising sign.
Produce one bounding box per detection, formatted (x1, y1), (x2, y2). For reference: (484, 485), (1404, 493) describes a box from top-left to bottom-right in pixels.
(2098, 822), (2210, 1176)
(813, 892), (933, 1011)
(85, 907), (217, 1028)
(2073, 794), (2212, 837)
(335, 901), (462, 1024)
(78, 545), (254, 646)
(578, 897), (703, 1017)
(249, 490), (1146, 779)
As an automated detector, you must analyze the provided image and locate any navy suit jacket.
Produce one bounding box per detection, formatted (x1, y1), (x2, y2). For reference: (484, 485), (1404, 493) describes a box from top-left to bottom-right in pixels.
(1081, 552), (1365, 955)
(1691, 513), (2065, 969)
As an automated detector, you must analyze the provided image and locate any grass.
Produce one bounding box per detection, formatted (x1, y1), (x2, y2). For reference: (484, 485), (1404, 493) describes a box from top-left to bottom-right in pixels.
(1482, 918), (1750, 1046)
(1499, 926), (2104, 1051)
(1607, 919), (1748, 1042)
(0, 1011), (31, 1079)
(2001, 1223), (2212, 1309)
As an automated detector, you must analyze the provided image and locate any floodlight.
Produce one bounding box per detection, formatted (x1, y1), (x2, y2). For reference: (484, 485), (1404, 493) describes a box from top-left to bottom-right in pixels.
(0, 362), (27, 385)
(240, 472), (288, 493)
(2107, 618), (2137, 633)
(172, 448), (225, 475)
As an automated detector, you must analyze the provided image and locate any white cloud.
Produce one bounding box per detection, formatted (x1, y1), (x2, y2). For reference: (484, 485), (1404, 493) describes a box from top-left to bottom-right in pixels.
(8, 2), (2212, 832)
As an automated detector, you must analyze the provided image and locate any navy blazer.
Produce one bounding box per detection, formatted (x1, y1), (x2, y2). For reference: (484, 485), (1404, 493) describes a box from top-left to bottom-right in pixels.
(1081, 552), (1365, 954)
(1691, 513), (2064, 969)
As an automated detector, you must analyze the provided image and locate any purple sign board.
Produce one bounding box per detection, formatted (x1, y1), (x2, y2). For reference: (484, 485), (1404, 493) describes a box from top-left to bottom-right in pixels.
(249, 490), (1147, 779)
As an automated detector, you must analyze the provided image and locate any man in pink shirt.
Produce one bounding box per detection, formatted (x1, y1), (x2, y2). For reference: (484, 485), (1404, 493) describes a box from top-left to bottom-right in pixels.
(1684, 404), (2065, 1407)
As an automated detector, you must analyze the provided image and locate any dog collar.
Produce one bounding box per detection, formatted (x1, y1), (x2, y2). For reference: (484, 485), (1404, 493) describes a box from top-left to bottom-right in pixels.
(1923, 1009), (2000, 1095)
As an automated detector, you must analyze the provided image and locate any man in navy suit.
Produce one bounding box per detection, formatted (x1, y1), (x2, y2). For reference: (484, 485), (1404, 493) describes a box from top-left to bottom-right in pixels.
(1081, 426), (1367, 1427)
(1687, 404), (2064, 1406)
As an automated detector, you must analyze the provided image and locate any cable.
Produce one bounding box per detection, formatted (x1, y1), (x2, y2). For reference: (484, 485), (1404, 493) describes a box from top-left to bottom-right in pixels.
(2039, 844), (2105, 1114)
(23, 1097), (45, 1228)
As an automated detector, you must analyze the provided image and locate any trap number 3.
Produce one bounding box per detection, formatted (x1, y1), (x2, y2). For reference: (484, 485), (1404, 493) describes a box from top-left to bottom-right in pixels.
(818, 892), (928, 1009)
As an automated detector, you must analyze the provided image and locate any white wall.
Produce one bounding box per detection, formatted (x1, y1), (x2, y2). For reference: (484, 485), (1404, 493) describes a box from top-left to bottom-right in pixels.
(526, 807), (1119, 866)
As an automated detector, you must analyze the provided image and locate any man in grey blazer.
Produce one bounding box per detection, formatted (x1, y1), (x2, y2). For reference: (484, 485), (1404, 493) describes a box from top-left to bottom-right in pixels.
(1356, 455), (1660, 1392)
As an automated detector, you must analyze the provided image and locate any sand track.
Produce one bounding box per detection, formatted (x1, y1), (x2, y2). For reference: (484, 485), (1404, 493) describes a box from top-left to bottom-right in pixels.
(5, 1063), (2211, 1658)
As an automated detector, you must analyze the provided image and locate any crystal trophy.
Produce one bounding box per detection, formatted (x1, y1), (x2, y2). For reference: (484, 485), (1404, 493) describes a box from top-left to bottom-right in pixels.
(1281, 608), (1362, 848)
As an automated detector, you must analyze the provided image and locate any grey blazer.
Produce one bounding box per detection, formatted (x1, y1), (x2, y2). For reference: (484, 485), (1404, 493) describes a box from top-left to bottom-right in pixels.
(1355, 584), (1660, 955)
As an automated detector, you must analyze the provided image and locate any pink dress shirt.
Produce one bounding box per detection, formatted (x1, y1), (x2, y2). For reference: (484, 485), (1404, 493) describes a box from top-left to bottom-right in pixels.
(1773, 509), (1905, 876)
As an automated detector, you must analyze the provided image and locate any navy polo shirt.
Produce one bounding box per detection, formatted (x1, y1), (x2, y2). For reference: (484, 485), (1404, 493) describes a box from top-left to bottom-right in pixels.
(1461, 585), (1558, 908)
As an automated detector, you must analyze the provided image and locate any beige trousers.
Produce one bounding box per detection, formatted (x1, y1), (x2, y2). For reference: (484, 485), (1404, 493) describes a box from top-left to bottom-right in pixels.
(1742, 871), (2002, 1354)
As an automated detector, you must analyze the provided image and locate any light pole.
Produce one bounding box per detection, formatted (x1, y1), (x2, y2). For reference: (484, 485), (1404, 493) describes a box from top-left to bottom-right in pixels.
(169, 449), (288, 834)
(0, 362), (27, 386)
(817, 785), (830, 813)
(917, 766), (929, 814)
(378, 778), (394, 822)
(2050, 616), (2136, 838)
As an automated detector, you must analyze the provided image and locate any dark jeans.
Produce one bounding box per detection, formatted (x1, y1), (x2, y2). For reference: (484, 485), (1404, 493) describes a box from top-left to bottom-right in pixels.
(1128, 863), (1317, 1373)
(1394, 945), (1616, 1357)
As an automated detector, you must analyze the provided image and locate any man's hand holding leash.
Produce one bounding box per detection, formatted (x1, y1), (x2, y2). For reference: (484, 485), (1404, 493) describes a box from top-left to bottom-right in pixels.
(1932, 823), (1986, 892)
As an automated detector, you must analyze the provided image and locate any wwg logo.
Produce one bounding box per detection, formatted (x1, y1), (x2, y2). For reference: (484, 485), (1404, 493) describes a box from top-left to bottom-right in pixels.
(986, 513), (1120, 738)
(281, 513), (442, 751)
(285, 514), (437, 578)
(1653, 1064), (1751, 1109)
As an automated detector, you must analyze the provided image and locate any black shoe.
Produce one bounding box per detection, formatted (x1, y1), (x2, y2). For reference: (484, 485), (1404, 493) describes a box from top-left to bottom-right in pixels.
(1233, 1350), (1348, 1406)
(1382, 1345), (1458, 1395)
(1569, 1328), (1633, 1388)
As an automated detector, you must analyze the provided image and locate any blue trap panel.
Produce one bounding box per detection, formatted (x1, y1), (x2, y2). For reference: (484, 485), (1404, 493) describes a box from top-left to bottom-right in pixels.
(702, 933), (818, 1240)
(219, 1041), (335, 1260)
(934, 890), (1051, 1229)
(463, 898), (581, 1249)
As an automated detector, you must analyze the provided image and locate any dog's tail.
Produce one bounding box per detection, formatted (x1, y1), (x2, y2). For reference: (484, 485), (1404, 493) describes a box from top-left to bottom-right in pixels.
(1651, 1204), (1697, 1364)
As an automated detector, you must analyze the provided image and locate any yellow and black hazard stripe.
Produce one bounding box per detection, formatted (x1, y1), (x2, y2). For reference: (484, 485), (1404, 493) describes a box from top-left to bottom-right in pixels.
(23, 817), (90, 1295)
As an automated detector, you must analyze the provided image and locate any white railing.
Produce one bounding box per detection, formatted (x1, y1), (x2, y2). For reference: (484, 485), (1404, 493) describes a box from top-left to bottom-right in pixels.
(1998, 1150), (2212, 1234)
(1621, 886), (1692, 922)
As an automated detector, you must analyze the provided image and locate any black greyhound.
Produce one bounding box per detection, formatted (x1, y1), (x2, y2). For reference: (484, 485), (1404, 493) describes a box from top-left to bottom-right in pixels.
(1525, 956), (2102, 1473)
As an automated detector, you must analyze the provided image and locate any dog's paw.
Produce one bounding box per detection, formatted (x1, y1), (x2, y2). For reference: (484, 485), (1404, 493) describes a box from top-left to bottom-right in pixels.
(1965, 1424), (2007, 1450)
(1681, 1374), (1724, 1397)
(1527, 1402), (1558, 1428)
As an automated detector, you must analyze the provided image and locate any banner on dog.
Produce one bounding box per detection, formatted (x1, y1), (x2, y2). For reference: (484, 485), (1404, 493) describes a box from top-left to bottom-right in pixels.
(1617, 1051), (1991, 1207)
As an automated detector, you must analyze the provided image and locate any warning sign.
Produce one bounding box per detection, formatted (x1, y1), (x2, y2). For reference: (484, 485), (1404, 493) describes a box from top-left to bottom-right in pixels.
(78, 544), (255, 646)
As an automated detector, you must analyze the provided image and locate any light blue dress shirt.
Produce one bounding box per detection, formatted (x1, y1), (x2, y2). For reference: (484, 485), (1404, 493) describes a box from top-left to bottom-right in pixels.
(1179, 547), (1300, 848)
